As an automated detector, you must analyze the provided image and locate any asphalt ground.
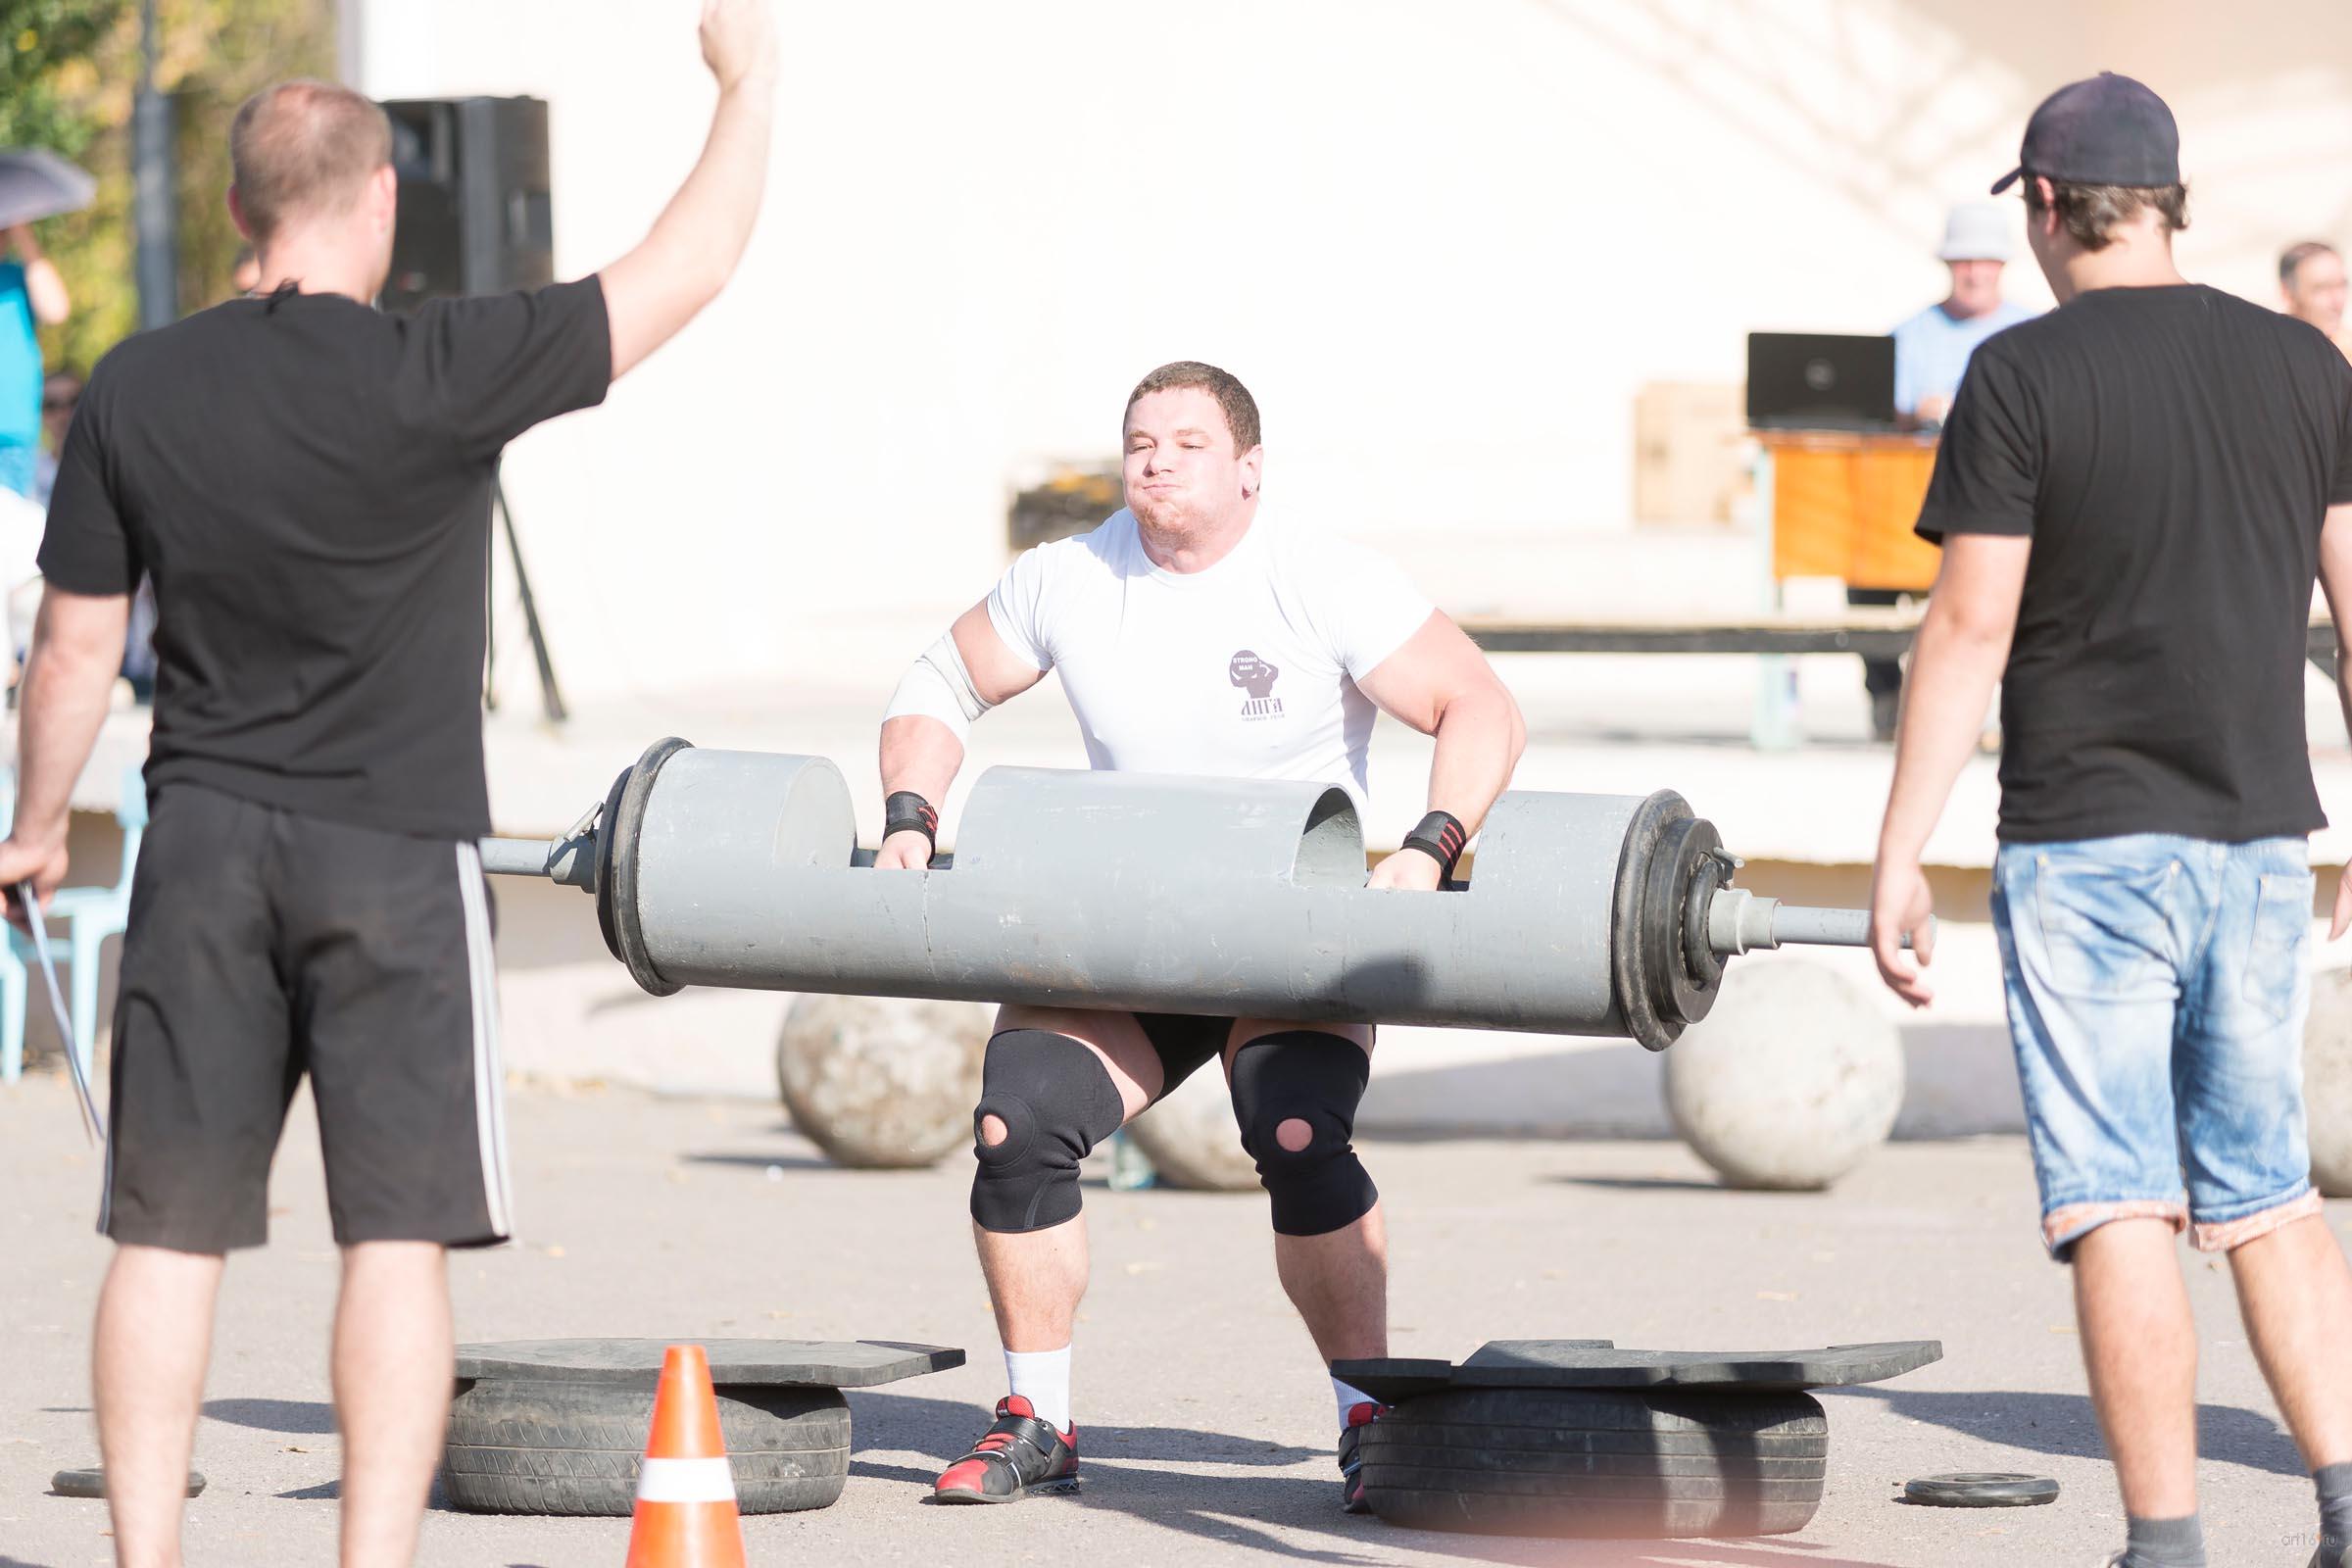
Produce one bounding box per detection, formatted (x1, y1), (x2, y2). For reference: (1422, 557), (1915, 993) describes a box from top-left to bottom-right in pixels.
(3, 1071), (2341, 1567)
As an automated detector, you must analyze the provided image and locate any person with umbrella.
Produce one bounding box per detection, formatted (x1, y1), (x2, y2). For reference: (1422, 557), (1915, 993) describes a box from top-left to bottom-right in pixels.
(0, 149), (89, 500)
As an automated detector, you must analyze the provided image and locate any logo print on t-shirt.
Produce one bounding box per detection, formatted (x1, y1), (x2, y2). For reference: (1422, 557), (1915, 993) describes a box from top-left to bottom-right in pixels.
(1229, 650), (1284, 720)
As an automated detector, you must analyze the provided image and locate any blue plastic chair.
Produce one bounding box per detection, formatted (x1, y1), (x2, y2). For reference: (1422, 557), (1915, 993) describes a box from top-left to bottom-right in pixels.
(0, 762), (143, 1083)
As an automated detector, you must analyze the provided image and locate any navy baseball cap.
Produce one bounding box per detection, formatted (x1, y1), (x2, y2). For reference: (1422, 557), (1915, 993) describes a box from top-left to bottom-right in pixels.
(1991, 73), (2180, 194)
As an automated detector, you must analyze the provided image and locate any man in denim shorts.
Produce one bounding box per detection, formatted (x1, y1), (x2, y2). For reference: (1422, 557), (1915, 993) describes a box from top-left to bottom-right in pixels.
(1869, 74), (2352, 1568)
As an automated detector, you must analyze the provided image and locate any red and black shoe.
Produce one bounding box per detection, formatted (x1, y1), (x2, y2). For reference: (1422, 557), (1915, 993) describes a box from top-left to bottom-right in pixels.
(931, 1396), (1080, 1504)
(1338, 1400), (1387, 1513)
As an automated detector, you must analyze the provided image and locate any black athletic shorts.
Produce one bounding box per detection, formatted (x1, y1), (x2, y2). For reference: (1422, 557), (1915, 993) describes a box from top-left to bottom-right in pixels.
(1134, 1012), (1239, 1101)
(101, 785), (513, 1252)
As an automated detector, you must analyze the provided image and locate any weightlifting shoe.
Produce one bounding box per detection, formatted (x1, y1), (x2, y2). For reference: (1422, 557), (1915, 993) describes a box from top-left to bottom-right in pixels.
(932, 1396), (1079, 1503)
(1339, 1400), (1387, 1513)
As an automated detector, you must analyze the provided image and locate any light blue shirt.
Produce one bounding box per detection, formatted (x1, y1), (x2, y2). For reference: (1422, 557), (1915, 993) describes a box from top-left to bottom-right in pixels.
(1890, 298), (2038, 417)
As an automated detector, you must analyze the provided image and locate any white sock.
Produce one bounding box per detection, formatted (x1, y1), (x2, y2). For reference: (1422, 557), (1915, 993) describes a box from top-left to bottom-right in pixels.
(1333, 1376), (1377, 1430)
(1004, 1346), (1073, 1433)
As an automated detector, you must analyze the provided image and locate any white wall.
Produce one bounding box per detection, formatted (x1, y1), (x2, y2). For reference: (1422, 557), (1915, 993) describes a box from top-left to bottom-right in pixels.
(347, 0), (2352, 702)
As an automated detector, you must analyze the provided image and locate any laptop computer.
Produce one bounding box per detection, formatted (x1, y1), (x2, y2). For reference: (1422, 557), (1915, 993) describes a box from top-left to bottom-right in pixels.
(1745, 332), (1898, 430)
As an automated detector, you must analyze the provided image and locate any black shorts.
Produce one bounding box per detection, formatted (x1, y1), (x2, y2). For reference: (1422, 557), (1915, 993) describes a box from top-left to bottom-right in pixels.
(1133, 1012), (1239, 1102)
(101, 785), (513, 1252)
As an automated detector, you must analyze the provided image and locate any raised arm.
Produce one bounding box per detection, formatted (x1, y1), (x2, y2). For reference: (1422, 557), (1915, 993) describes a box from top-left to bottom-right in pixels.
(2318, 503), (2352, 937)
(600, 0), (778, 381)
(9, 226), (69, 325)
(874, 601), (1050, 868)
(1354, 611), (1528, 890)
(0, 587), (131, 921)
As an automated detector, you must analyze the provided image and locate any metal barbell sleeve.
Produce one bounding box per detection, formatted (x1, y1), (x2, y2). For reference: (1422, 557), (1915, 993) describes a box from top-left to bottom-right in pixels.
(1705, 887), (1925, 955)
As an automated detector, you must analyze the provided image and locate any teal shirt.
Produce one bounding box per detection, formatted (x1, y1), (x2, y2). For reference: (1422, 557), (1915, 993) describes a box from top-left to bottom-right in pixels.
(0, 261), (41, 450)
(0, 262), (38, 495)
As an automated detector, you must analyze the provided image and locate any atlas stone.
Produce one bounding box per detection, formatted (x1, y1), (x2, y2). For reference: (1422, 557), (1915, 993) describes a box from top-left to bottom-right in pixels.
(480, 738), (1902, 1052)
(775, 995), (992, 1168)
(1663, 959), (1905, 1191)
(1124, 1061), (1262, 1192)
(2306, 967), (2352, 1198)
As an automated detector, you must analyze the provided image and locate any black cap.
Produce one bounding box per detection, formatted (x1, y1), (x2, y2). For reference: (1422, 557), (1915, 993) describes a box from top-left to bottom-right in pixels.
(1991, 73), (2179, 195)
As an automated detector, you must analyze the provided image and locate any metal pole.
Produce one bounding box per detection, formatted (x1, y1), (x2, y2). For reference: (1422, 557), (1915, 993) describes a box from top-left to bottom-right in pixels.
(132, 0), (178, 331)
(494, 473), (567, 724)
(1707, 886), (1921, 954)
(477, 835), (595, 888)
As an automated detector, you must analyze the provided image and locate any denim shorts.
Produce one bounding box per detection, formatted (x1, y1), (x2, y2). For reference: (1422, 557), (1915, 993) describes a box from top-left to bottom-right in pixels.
(1990, 833), (2322, 1260)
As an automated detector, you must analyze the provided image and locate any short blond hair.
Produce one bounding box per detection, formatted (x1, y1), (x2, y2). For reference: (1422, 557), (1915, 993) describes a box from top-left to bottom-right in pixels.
(229, 79), (392, 243)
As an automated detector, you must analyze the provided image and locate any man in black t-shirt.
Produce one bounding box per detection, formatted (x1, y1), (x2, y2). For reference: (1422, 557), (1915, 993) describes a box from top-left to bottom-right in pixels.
(0, 5), (779, 1563)
(1869, 74), (2352, 1568)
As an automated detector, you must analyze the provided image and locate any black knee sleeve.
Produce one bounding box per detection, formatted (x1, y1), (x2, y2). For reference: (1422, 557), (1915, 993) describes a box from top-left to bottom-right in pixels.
(969, 1030), (1127, 1234)
(1228, 1030), (1377, 1237)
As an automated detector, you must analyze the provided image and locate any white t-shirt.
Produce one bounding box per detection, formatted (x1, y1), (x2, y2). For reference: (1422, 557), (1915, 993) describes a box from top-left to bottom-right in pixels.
(986, 510), (1433, 808)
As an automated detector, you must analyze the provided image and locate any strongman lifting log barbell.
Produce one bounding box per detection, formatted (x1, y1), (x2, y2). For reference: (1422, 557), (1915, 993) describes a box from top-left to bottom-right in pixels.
(460, 740), (1947, 1537)
(476, 736), (1916, 1050)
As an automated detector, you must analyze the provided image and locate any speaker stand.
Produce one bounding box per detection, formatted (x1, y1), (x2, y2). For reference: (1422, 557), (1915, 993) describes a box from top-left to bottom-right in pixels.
(485, 467), (567, 724)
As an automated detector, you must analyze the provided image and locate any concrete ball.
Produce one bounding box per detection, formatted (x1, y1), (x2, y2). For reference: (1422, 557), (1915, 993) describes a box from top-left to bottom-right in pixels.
(1125, 1063), (1261, 1193)
(1663, 959), (1903, 1191)
(776, 995), (992, 1169)
(2306, 968), (2352, 1199)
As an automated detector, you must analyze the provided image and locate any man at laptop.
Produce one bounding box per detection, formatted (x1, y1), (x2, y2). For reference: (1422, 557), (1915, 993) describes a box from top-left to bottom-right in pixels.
(1854, 202), (2041, 738)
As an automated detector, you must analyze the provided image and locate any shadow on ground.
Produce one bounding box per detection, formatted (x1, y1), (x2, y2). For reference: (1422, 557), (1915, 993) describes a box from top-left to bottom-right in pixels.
(679, 1152), (837, 1173)
(1835, 1386), (2303, 1476)
(204, 1396), (337, 1435)
(1546, 1174), (1729, 1193)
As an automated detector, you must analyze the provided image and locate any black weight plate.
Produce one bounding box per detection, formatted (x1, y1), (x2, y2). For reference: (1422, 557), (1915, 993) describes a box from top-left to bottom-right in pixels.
(51, 1467), (206, 1498)
(1680, 848), (1731, 1002)
(1609, 790), (1691, 1053)
(1642, 814), (1723, 1029)
(1902, 1471), (2059, 1507)
(608, 736), (692, 998)
(593, 761), (633, 965)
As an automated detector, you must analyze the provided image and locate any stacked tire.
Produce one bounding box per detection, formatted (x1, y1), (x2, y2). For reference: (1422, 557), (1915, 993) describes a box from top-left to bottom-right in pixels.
(442, 1378), (850, 1516)
(1355, 1387), (1827, 1538)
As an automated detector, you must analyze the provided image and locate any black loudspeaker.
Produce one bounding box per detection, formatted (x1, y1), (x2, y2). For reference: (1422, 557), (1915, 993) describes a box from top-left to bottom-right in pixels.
(379, 96), (554, 311)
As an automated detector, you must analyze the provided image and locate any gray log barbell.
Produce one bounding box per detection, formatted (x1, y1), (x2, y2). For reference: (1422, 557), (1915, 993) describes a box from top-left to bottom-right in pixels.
(479, 738), (1905, 1051)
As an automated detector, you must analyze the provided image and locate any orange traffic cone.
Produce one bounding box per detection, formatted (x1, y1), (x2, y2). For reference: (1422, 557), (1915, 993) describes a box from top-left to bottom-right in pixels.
(624, 1345), (748, 1568)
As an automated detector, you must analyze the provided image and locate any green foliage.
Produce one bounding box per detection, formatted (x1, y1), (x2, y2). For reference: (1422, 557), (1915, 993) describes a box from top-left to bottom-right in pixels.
(170, 0), (338, 318)
(2, 0), (335, 378)
(0, 1), (117, 159)
(2, 0), (128, 375)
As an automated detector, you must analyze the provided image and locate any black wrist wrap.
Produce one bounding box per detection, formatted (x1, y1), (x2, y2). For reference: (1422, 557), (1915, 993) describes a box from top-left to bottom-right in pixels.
(1400, 809), (1468, 880)
(885, 791), (939, 852)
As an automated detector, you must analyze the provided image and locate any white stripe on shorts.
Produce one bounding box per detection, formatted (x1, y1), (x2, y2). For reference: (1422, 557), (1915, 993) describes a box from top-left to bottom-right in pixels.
(634, 1455), (738, 1504)
(454, 843), (514, 1239)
